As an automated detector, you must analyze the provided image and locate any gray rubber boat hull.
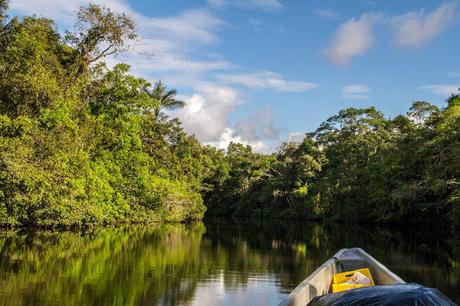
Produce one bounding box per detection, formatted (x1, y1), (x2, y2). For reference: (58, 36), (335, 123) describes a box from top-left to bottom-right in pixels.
(279, 248), (405, 306)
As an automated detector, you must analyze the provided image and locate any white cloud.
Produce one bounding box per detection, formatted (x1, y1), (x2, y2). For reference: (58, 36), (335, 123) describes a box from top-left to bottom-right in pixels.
(421, 84), (460, 96)
(141, 9), (225, 45)
(211, 127), (310, 153)
(217, 71), (318, 92)
(208, 128), (271, 152)
(234, 107), (281, 141)
(123, 8), (230, 78)
(183, 105), (283, 153)
(287, 132), (305, 142)
(315, 9), (339, 20)
(11, 0), (131, 24)
(325, 13), (380, 65)
(323, 2), (458, 64)
(341, 85), (371, 100)
(116, 44), (234, 75)
(12, 0), (230, 79)
(175, 84), (242, 142)
(209, 129), (282, 153)
(207, 0), (282, 10)
(175, 92), (284, 152)
(390, 2), (456, 47)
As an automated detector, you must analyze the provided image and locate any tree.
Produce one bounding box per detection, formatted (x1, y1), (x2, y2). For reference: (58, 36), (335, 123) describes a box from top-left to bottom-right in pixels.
(0, 5), (206, 227)
(0, 0), (9, 26)
(0, 17), (68, 118)
(85, 63), (158, 117)
(0, 0), (19, 50)
(407, 101), (439, 126)
(65, 4), (137, 75)
(149, 81), (186, 117)
(309, 108), (393, 220)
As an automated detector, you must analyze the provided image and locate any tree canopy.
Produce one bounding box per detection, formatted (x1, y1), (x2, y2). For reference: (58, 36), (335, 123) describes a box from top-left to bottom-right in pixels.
(0, 4), (205, 227)
(204, 98), (460, 228)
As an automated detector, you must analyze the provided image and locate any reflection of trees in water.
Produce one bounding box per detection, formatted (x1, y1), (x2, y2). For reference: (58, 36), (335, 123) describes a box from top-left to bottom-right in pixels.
(0, 224), (207, 306)
(0, 220), (459, 305)
(203, 218), (460, 300)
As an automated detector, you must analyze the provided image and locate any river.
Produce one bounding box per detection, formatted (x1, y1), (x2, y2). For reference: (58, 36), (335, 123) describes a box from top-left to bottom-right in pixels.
(0, 218), (459, 305)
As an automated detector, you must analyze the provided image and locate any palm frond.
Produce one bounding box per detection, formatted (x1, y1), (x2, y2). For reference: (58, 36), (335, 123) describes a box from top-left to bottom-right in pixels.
(162, 99), (186, 110)
(160, 89), (177, 103)
(150, 81), (186, 113)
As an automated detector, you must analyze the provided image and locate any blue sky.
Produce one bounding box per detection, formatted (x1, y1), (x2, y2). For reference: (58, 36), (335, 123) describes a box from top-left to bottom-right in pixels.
(10, 0), (460, 152)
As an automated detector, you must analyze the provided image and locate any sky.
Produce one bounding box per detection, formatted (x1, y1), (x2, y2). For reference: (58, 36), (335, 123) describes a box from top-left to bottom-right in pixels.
(9, 0), (460, 152)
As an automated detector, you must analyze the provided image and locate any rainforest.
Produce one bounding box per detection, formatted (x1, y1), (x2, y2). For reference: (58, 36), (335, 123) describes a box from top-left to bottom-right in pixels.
(0, 2), (459, 228)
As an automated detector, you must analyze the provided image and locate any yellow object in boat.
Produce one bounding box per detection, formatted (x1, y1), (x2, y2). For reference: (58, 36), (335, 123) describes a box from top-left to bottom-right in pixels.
(332, 268), (375, 293)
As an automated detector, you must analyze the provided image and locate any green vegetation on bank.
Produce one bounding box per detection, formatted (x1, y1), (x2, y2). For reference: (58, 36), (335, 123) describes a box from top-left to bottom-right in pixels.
(0, 2), (213, 226)
(205, 99), (460, 226)
(0, 2), (459, 227)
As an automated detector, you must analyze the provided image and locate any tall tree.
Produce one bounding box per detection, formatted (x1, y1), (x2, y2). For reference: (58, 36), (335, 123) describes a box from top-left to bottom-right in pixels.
(0, 16), (68, 117)
(65, 4), (137, 75)
(0, 0), (9, 26)
(407, 101), (439, 126)
(0, 0), (18, 50)
(149, 81), (186, 117)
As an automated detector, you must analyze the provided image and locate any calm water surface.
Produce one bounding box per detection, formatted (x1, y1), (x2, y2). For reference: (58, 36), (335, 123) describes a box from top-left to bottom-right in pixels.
(0, 219), (459, 305)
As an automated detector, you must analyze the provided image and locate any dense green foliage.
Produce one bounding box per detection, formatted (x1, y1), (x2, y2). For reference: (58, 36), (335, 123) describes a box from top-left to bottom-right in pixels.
(205, 98), (460, 226)
(0, 4), (213, 226)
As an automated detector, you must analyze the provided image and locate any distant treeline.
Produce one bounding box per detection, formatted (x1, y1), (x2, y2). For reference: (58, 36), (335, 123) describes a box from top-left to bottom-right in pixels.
(204, 98), (460, 227)
(0, 2), (458, 227)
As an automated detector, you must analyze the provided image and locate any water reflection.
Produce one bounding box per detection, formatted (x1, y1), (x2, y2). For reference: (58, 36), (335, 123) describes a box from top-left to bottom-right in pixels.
(0, 219), (459, 306)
